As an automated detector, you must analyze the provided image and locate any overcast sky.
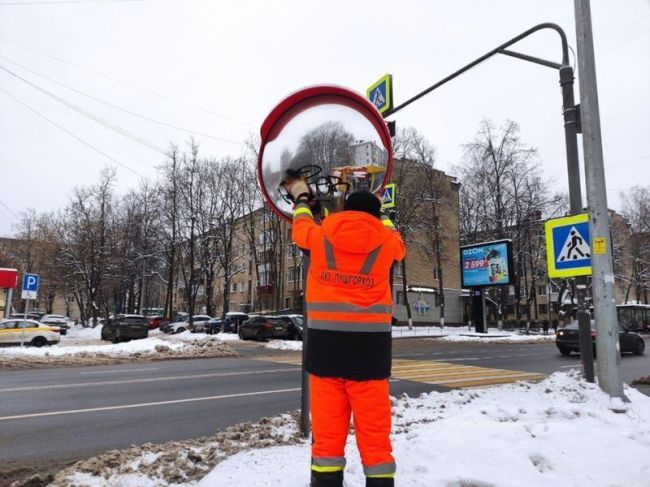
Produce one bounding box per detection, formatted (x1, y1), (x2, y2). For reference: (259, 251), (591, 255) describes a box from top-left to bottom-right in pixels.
(0, 0), (648, 236)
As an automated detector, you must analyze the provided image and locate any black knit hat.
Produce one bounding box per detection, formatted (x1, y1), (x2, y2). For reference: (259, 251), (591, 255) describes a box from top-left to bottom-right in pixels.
(344, 190), (382, 218)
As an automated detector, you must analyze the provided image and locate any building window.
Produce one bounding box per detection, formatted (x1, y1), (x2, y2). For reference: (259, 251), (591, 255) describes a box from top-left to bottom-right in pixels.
(538, 285), (547, 296)
(231, 282), (238, 293)
(538, 304), (548, 314)
(394, 264), (403, 278)
(433, 268), (438, 279)
(395, 291), (405, 305)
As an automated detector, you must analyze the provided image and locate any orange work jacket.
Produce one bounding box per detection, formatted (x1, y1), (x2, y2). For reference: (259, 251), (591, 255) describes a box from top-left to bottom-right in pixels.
(292, 201), (406, 380)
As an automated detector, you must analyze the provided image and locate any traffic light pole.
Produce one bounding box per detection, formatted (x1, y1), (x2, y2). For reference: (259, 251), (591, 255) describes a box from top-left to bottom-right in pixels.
(574, 0), (624, 399)
(387, 22), (596, 381)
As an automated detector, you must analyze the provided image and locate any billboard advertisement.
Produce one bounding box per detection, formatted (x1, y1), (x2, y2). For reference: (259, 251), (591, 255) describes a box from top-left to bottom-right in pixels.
(460, 240), (513, 288)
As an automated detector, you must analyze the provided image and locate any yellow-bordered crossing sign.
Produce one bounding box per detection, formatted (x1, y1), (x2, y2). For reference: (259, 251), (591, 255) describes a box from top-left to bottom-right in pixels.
(367, 74), (393, 115)
(545, 213), (592, 278)
(381, 183), (396, 209)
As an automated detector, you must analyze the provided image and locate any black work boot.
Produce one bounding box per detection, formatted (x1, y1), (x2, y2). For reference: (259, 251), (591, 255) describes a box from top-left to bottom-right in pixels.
(310, 470), (344, 487)
(366, 477), (394, 487)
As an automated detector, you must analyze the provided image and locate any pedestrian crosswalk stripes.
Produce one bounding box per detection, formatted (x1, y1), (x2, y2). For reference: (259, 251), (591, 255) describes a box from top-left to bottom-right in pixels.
(257, 355), (546, 389)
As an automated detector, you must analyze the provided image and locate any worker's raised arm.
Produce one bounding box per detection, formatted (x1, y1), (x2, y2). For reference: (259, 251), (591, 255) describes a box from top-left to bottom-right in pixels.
(292, 200), (319, 251)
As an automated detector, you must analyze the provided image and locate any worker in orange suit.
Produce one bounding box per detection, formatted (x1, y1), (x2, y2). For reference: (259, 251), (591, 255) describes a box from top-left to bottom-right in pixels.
(284, 175), (406, 487)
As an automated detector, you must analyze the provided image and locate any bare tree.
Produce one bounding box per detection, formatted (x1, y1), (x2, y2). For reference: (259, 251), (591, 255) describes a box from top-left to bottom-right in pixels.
(621, 186), (650, 304)
(456, 119), (564, 328)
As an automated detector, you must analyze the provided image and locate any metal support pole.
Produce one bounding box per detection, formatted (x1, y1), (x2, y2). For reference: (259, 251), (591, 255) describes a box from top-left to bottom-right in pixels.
(300, 256), (310, 437)
(574, 0), (625, 399)
(481, 289), (487, 333)
(4, 288), (13, 318)
(559, 63), (595, 382)
(21, 298), (28, 347)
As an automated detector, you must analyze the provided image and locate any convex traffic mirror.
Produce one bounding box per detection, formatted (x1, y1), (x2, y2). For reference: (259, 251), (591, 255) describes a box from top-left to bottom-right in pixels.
(258, 85), (393, 222)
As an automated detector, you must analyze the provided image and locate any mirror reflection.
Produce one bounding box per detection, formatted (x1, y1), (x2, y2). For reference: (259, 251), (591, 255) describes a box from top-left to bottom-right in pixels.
(261, 102), (390, 220)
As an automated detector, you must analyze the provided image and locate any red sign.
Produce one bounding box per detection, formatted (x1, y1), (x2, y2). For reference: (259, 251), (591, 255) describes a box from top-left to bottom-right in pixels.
(0, 268), (18, 289)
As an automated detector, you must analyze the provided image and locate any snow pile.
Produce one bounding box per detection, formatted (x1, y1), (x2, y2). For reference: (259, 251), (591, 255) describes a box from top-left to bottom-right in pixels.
(265, 339), (303, 351)
(0, 335), (237, 368)
(202, 372), (650, 487)
(50, 412), (302, 487)
(392, 326), (556, 343)
(64, 325), (102, 340)
(51, 372), (650, 487)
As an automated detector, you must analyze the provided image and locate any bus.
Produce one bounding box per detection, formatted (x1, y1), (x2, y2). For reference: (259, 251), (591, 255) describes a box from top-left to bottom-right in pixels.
(617, 304), (650, 333)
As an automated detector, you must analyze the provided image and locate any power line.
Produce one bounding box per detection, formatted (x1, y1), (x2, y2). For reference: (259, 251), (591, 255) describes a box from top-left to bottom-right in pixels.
(0, 199), (20, 219)
(605, 153), (650, 170)
(0, 54), (244, 146)
(0, 86), (145, 177)
(0, 37), (254, 128)
(0, 63), (168, 155)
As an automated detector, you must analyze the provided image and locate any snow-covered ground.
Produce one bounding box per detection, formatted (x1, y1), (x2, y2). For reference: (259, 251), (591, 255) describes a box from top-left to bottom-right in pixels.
(393, 326), (556, 343)
(201, 372), (650, 487)
(51, 371), (650, 487)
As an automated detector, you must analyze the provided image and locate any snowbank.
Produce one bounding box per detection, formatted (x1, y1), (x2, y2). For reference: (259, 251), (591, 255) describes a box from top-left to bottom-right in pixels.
(202, 372), (650, 487)
(392, 326), (556, 343)
(50, 372), (650, 487)
(0, 333), (237, 368)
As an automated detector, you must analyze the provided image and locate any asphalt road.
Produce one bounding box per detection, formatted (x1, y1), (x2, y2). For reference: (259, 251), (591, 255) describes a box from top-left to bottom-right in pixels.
(1, 337), (648, 480)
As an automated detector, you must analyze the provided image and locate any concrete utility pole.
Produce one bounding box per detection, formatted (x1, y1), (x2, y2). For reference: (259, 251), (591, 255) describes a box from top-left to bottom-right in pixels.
(574, 0), (625, 399)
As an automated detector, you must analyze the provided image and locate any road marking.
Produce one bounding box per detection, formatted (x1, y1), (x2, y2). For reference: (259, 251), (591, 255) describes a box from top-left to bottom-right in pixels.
(258, 356), (547, 389)
(0, 367), (300, 393)
(0, 387), (301, 422)
(390, 359), (545, 389)
(81, 368), (158, 375)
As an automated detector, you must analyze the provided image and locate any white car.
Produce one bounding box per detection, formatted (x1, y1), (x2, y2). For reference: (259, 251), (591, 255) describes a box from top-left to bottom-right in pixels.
(0, 319), (61, 347)
(170, 315), (212, 334)
(40, 314), (72, 335)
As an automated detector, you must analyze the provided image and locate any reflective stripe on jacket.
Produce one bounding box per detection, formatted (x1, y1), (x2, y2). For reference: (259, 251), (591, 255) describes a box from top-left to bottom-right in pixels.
(292, 201), (405, 380)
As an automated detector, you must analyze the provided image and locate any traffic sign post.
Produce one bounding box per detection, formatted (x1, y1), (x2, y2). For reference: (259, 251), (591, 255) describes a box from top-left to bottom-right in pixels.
(545, 214), (595, 382)
(545, 213), (592, 278)
(381, 183), (396, 209)
(367, 74), (393, 115)
(20, 273), (39, 348)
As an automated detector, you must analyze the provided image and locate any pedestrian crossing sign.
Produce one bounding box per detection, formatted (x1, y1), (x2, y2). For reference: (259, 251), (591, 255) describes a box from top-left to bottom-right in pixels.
(545, 213), (592, 278)
(367, 74), (393, 115)
(381, 183), (396, 209)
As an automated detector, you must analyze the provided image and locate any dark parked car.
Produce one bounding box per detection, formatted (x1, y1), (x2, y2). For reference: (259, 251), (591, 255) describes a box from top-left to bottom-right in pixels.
(276, 315), (304, 340)
(101, 314), (149, 343)
(556, 320), (645, 356)
(222, 313), (249, 333)
(205, 319), (223, 334)
(238, 316), (295, 341)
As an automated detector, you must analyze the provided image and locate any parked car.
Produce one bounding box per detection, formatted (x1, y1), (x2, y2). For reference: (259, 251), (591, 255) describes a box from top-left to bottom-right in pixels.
(0, 319), (60, 347)
(556, 320), (645, 356)
(222, 312), (250, 333)
(167, 315), (211, 334)
(238, 316), (295, 341)
(188, 315), (213, 333)
(276, 314), (304, 340)
(40, 314), (71, 335)
(147, 315), (164, 330)
(206, 319), (223, 334)
(160, 315), (187, 334)
(101, 314), (149, 343)
(9, 313), (42, 321)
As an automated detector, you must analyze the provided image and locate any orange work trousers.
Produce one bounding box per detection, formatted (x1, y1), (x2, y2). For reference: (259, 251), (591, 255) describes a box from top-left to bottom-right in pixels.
(310, 374), (395, 477)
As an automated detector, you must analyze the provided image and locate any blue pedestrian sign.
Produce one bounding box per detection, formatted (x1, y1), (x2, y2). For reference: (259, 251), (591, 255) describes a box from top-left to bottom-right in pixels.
(545, 214), (592, 278)
(381, 183), (396, 209)
(367, 74), (393, 115)
(21, 273), (40, 300)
